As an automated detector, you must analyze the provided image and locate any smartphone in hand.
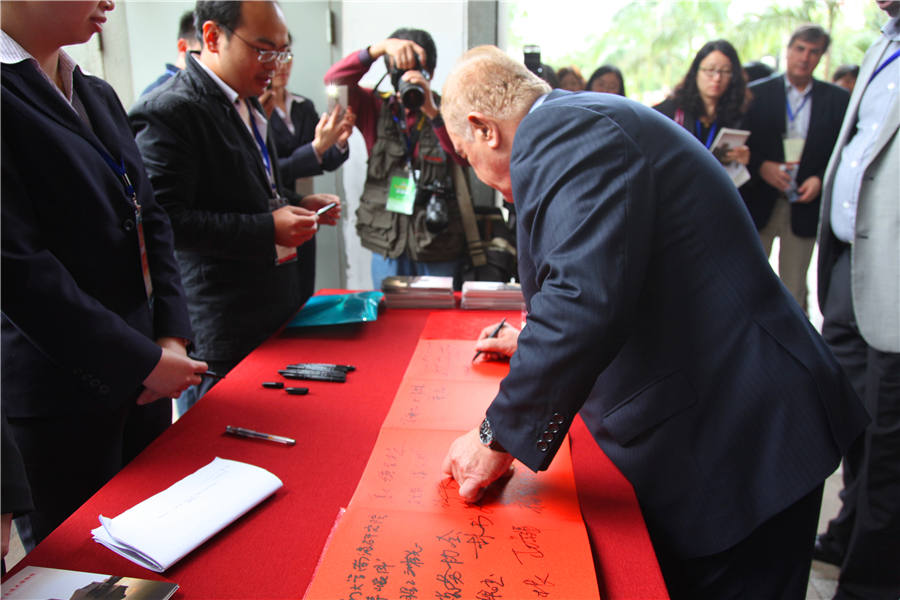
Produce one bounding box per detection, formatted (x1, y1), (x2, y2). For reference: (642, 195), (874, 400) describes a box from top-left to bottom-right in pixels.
(316, 202), (338, 216)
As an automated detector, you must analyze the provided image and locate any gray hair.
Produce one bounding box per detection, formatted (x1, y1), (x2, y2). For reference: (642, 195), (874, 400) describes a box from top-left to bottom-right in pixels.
(442, 45), (550, 140)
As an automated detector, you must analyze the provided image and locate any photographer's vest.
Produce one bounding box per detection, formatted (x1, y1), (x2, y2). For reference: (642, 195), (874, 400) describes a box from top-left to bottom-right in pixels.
(356, 94), (465, 261)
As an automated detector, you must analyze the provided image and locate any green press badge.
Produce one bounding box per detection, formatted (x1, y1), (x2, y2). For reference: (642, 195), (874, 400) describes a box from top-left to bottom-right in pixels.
(386, 174), (416, 215)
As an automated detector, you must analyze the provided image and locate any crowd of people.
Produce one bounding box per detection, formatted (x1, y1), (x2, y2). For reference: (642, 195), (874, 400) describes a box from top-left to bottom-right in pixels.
(2, 1), (897, 599)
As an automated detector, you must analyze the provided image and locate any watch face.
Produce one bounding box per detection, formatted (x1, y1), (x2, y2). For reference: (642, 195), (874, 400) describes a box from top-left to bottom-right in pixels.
(479, 417), (493, 446)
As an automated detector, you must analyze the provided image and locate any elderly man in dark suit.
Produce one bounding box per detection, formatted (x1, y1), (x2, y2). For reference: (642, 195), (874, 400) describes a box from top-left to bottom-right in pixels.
(130, 1), (341, 416)
(438, 45), (868, 599)
(2, 0), (205, 551)
(743, 24), (849, 314)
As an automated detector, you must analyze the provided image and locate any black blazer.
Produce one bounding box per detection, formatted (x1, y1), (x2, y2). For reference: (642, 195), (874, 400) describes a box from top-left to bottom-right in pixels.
(488, 90), (867, 559)
(130, 57), (310, 362)
(653, 96), (746, 144)
(1, 61), (193, 417)
(743, 74), (849, 237)
(270, 93), (348, 181)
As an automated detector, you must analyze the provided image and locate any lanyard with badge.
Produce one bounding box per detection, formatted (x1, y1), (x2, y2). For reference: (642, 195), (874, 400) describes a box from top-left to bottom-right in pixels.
(783, 91), (810, 162)
(91, 144), (154, 307)
(385, 105), (426, 216)
(694, 119), (718, 149)
(246, 99), (280, 202)
(246, 99), (297, 265)
(781, 90), (810, 202)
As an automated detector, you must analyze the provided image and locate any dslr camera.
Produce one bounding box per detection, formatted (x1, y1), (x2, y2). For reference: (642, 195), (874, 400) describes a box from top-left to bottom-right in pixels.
(389, 54), (431, 110)
(417, 178), (451, 233)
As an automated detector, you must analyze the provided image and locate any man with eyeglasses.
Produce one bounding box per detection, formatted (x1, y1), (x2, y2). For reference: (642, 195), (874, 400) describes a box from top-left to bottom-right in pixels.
(743, 24), (849, 315)
(130, 1), (341, 415)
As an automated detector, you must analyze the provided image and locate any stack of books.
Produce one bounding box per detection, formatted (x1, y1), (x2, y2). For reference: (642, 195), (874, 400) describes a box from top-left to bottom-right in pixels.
(460, 281), (525, 310)
(382, 276), (456, 309)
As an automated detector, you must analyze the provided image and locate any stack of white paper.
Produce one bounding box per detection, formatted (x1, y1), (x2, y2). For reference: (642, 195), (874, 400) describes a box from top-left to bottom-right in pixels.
(91, 457), (282, 572)
(460, 280), (525, 310)
(382, 275), (456, 309)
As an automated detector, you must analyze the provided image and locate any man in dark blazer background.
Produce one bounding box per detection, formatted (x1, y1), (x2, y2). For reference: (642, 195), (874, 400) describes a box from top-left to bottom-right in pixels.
(743, 24), (849, 313)
(130, 0), (341, 416)
(1, 0), (205, 551)
(438, 46), (868, 599)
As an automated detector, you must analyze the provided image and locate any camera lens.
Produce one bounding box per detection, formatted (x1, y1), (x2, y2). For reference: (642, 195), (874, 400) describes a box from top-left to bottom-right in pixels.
(399, 80), (425, 110)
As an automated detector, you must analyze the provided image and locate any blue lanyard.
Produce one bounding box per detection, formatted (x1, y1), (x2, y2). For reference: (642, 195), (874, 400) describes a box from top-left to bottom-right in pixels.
(694, 119), (718, 149)
(785, 92), (810, 124)
(868, 47), (900, 84)
(86, 139), (155, 304)
(246, 99), (279, 200)
(246, 99), (272, 176)
(391, 108), (426, 162)
(89, 141), (138, 212)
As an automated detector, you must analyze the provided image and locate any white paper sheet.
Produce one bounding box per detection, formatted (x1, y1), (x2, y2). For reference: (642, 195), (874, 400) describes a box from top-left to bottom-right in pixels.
(91, 457), (282, 572)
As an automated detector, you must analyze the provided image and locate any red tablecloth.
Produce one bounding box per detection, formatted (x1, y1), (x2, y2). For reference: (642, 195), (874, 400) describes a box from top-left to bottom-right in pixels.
(7, 297), (667, 599)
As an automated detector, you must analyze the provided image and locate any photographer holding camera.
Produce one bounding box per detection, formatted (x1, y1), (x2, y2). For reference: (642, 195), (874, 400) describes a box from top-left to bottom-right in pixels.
(324, 29), (469, 288)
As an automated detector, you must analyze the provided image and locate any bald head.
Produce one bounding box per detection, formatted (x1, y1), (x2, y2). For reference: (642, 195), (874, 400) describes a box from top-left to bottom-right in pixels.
(442, 45), (550, 141)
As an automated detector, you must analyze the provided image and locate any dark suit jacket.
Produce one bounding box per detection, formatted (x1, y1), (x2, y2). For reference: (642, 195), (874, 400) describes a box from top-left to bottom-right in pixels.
(743, 74), (849, 237)
(130, 57), (311, 362)
(488, 90), (867, 559)
(270, 93), (348, 181)
(1, 61), (193, 418)
(2, 408), (33, 516)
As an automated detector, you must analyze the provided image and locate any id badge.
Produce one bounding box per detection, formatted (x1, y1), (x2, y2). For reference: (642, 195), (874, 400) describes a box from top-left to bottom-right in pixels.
(135, 209), (154, 302)
(275, 244), (298, 265)
(386, 174), (416, 215)
(782, 136), (805, 164)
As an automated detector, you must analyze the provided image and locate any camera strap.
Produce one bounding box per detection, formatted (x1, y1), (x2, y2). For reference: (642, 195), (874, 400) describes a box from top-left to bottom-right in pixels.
(391, 104), (426, 174)
(451, 163), (487, 268)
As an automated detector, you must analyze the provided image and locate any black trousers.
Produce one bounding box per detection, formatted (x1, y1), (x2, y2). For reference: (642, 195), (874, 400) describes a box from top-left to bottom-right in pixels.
(821, 248), (900, 600)
(651, 483), (824, 599)
(8, 399), (170, 552)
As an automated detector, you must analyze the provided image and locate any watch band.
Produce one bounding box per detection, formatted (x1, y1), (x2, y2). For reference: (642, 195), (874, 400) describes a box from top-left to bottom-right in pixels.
(479, 417), (506, 452)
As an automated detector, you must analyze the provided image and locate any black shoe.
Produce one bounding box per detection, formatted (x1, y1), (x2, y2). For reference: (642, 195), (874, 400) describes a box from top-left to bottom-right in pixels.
(812, 533), (844, 566)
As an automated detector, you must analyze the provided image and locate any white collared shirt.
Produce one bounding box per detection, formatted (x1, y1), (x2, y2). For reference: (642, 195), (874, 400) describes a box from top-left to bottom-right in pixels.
(784, 75), (813, 140)
(830, 15), (900, 243)
(529, 93), (550, 114)
(1, 29), (79, 113)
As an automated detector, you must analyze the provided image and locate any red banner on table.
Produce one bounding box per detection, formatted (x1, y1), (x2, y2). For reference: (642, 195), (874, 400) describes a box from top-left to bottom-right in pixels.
(303, 321), (601, 600)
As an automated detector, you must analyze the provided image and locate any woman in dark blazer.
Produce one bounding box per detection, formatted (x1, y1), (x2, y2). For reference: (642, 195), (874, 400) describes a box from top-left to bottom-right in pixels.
(261, 47), (354, 304)
(1, 0), (205, 551)
(654, 40), (749, 167)
(264, 47), (354, 189)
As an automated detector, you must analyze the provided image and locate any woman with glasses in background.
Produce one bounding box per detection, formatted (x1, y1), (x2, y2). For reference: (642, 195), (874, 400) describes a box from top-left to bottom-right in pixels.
(654, 40), (750, 167)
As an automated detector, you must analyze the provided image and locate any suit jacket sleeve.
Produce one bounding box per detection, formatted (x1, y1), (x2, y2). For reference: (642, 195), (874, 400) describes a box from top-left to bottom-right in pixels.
(1, 408), (33, 516)
(322, 144), (349, 171)
(130, 99), (278, 261)
(488, 105), (655, 471)
(276, 141), (349, 180)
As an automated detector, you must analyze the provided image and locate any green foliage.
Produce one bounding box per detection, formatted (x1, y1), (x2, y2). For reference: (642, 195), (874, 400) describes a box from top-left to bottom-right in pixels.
(511, 0), (885, 104)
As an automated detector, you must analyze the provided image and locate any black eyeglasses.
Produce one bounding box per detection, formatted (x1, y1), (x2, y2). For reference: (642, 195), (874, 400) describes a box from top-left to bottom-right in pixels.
(219, 24), (293, 65)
